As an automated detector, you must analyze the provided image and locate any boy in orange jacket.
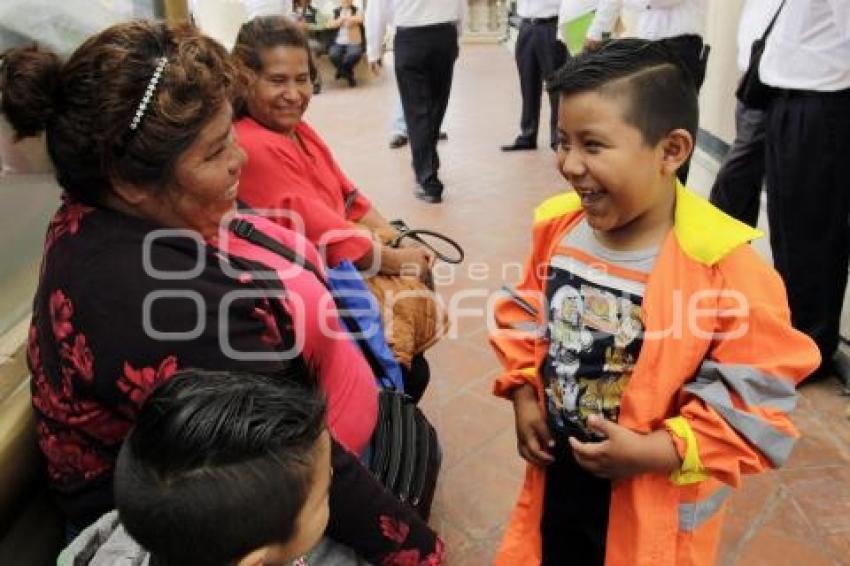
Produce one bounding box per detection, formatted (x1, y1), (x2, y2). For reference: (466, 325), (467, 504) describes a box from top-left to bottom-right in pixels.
(490, 39), (820, 566)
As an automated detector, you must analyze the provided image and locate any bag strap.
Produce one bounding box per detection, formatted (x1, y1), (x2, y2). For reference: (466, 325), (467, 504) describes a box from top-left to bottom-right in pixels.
(760, 0), (787, 45)
(230, 218), (397, 390)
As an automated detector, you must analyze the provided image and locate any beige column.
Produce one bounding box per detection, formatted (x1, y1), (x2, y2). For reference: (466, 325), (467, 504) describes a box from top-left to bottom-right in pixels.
(464, 0), (508, 44)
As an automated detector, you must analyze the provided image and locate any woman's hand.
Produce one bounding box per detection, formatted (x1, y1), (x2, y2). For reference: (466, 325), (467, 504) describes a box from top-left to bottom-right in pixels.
(380, 246), (432, 281)
(511, 383), (554, 467)
(399, 237), (436, 266)
(568, 415), (682, 479)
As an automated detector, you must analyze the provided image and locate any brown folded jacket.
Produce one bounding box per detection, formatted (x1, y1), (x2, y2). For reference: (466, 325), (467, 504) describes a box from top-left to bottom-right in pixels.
(365, 227), (448, 367)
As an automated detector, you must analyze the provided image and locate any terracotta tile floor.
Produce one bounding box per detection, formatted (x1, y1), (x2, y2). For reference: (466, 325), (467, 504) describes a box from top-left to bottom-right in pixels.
(308, 45), (850, 565)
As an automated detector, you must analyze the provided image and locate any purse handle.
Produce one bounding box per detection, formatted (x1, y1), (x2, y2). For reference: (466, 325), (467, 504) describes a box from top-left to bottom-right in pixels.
(388, 219), (465, 265)
(344, 190), (464, 264)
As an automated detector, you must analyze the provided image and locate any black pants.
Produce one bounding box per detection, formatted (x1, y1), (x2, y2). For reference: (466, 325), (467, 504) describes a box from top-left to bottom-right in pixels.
(709, 101), (767, 227)
(394, 23), (459, 189)
(765, 89), (850, 371)
(541, 439), (611, 566)
(659, 34), (708, 184)
(515, 19), (569, 148)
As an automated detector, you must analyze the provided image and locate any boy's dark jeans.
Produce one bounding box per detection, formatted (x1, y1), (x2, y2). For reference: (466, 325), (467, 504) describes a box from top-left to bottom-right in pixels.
(541, 438), (611, 566)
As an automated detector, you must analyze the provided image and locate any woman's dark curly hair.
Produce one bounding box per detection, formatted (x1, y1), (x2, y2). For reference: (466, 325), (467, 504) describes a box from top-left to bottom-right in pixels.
(0, 21), (235, 205)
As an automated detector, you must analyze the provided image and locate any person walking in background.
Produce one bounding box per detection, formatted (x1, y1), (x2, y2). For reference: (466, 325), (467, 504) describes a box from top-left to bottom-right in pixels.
(760, 0), (850, 383)
(501, 0), (569, 152)
(708, 0), (782, 228)
(366, 0), (467, 204)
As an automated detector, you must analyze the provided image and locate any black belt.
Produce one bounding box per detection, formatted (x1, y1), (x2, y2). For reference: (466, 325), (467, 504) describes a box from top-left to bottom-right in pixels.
(777, 88), (850, 99)
(522, 16), (558, 25)
(395, 21), (456, 32)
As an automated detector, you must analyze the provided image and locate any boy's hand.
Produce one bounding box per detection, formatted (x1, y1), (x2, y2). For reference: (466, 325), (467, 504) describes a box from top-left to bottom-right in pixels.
(511, 383), (555, 467)
(568, 415), (681, 479)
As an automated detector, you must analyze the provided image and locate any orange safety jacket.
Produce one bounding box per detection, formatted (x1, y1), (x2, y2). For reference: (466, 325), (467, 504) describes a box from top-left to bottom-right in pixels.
(490, 185), (820, 566)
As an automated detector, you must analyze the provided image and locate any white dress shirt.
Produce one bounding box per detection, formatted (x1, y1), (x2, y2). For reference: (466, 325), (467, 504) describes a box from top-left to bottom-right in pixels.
(737, 0), (783, 71)
(760, 0), (850, 92)
(517, 0), (562, 19)
(587, 0), (706, 42)
(365, 0), (467, 62)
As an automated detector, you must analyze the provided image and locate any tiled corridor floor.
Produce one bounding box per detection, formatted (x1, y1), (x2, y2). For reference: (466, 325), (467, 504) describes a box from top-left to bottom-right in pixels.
(308, 44), (850, 565)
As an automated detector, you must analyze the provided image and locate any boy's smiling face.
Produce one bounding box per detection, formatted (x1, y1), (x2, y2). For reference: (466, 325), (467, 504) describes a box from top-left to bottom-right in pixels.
(556, 89), (688, 249)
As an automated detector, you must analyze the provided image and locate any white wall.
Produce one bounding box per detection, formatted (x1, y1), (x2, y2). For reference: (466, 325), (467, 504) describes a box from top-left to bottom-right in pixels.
(698, 0), (745, 144)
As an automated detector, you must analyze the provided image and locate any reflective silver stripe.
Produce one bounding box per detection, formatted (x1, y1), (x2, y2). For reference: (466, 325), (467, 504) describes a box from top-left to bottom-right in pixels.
(506, 321), (541, 333)
(684, 365), (797, 467)
(678, 485), (732, 532)
(698, 361), (797, 412)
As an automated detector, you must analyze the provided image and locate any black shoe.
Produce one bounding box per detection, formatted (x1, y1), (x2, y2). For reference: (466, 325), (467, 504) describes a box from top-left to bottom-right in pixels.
(501, 138), (537, 151)
(415, 182), (443, 204)
(438, 131), (448, 141)
(335, 70), (342, 79)
(347, 75), (357, 87)
(389, 134), (408, 149)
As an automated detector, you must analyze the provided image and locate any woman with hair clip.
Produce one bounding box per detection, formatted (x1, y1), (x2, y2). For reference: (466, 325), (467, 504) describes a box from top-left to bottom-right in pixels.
(4, 20), (441, 562)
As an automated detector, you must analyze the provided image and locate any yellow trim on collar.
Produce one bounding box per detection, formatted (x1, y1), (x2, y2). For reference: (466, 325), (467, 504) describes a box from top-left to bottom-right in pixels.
(534, 191), (581, 224)
(532, 183), (763, 266)
(673, 182), (763, 266)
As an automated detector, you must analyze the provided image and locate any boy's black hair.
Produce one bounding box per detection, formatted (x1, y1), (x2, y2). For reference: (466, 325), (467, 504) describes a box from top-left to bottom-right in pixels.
(115, 368), (327, 566)
(547, 38), (699, 145)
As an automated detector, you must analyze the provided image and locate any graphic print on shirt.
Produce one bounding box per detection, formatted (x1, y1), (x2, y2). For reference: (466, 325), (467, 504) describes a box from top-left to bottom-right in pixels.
(543, 263), (645, 442)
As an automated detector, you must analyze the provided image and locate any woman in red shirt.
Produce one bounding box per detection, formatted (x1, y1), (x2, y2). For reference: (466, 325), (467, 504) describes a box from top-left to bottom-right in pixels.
(232, 16), (433, 280)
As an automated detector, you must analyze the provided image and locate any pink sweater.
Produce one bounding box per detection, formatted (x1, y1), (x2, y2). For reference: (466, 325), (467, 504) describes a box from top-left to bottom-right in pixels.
(212, 214), (378, 455)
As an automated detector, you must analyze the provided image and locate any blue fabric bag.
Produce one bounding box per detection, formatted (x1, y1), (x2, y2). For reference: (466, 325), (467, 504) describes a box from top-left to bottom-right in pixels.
(327, 260), (405, 392)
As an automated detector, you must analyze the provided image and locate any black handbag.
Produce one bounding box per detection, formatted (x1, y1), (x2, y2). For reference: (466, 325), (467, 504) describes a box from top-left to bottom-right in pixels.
(229, 218), (443, 520)
(735, 1), (786, 110)
(368, 390), (442, 520)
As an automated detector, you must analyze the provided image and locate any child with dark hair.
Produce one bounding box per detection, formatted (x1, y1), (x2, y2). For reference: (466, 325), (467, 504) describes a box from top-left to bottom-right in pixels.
(60, 368), (359, 565)
(114, 369), (333, 565)
(490, 38), (820, 566)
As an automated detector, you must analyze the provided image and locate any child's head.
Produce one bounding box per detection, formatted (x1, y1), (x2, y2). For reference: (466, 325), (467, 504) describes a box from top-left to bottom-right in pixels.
(115, 369), (330, 566)
(547, 39), (698, 238)
(340, 0), (354, 7)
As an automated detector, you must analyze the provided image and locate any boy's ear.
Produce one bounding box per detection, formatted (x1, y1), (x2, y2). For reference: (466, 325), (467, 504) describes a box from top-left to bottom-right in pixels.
(659, 128), (694, 177)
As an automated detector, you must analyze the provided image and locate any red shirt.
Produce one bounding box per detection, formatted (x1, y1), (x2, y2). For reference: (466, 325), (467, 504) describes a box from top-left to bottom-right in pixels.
(235, 117), (374, 268)
(213, 214), (378, 455)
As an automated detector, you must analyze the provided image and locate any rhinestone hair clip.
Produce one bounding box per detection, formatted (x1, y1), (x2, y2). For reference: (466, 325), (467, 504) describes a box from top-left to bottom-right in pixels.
(129, 57), (168, 131)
